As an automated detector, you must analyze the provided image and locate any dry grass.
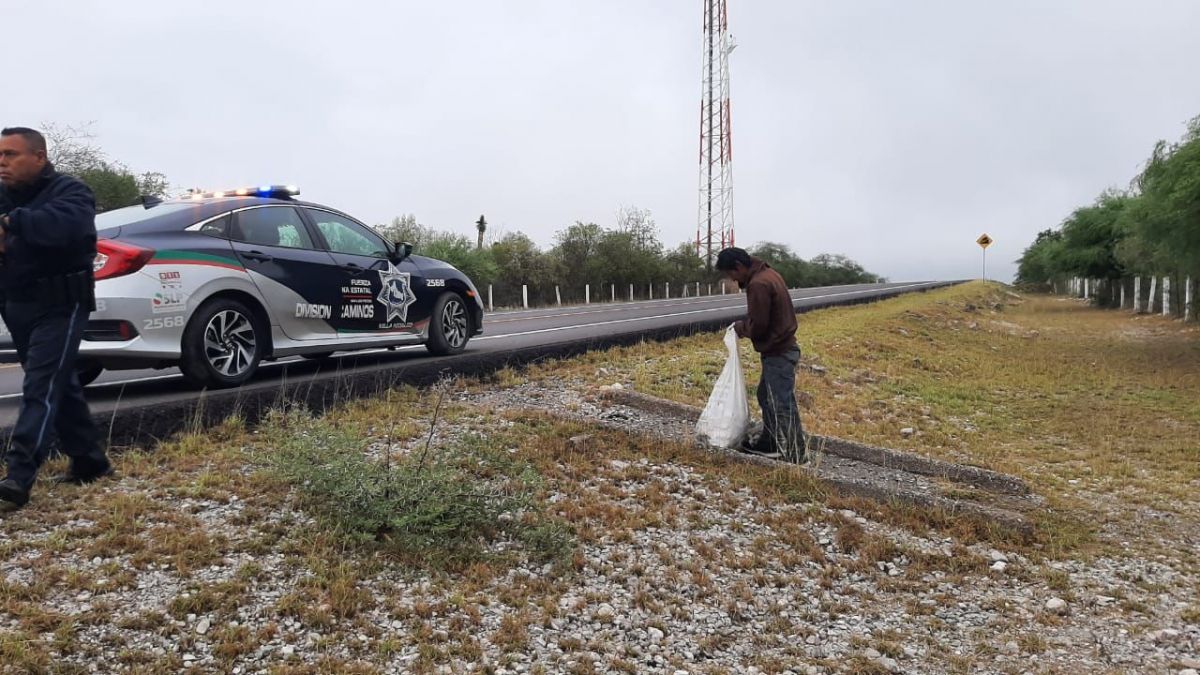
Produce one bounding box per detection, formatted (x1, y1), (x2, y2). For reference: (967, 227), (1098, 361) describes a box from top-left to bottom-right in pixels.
(2, 281), (1197, 671)
(516, 281), (1200, 557)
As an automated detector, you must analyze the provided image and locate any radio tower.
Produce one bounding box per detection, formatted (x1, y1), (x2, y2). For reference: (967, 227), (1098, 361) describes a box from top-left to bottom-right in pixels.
(696, 0), (735, 270)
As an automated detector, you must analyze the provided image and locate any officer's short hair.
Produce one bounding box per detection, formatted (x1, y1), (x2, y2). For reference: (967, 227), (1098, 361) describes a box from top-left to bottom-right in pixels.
(715, 247), (752, 271)
(1, 127), (47, 154)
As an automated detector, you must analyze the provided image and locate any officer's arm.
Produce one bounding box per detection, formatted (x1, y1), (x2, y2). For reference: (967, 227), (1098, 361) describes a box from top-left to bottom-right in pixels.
(4, 181), (96, 249)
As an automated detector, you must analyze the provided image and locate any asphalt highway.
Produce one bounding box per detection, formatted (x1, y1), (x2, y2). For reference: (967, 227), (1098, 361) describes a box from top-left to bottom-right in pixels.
(0, 281), (954, 444)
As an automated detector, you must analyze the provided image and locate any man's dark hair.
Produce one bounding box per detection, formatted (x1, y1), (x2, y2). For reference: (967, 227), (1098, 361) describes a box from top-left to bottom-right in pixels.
(1, 127), (48, 154)
(715, 247), (753, 271)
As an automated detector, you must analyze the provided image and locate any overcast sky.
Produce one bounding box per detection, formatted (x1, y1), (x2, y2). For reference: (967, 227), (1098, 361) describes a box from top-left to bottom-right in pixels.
(9, 0), (1200, 282)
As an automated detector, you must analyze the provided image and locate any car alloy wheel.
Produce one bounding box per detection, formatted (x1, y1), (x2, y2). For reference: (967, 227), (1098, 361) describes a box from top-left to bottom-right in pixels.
(440, 297), (468, 349)
(203, 309), (257, 377)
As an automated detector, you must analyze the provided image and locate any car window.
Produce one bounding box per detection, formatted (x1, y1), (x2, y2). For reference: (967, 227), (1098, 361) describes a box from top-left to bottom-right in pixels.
(233, 207), (314, 249)
(307, 210), (390, 258)
(198, 214), (231, 238)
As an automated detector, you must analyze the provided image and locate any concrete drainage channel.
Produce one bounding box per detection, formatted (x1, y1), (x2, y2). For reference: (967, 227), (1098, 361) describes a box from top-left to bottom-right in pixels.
(2, 282), (960, 454)
(592, 388), (1042, 536)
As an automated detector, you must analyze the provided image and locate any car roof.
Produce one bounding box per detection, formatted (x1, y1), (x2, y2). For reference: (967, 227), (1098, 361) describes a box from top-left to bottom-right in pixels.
(103, 196), (358, 235)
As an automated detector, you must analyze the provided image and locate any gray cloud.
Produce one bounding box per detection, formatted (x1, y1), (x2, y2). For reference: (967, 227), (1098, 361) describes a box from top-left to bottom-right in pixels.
(10, 0), (1200, 282)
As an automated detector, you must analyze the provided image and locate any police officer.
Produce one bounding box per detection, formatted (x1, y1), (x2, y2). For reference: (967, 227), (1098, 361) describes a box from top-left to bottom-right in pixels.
(0, 127), (111, 511)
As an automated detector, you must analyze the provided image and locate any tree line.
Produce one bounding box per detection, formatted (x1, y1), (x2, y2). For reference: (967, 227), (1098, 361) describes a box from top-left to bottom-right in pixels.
(1016, 115), (1199, 317)
(375, 208), (883, 307)
(38, 124), (882, 307)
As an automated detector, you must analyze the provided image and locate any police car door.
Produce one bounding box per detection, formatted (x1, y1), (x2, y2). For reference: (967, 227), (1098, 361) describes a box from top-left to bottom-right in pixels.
(302, 209), (424, 337)
(228, 206), (341, 340)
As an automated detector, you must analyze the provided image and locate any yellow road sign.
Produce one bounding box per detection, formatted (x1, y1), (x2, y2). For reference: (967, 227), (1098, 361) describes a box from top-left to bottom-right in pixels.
(977, 233), (993, 249)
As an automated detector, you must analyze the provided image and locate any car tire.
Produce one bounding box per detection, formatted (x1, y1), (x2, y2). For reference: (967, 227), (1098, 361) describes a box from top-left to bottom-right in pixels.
(180, 298), (264, 388)
(75, 360), (103, 387)
(425, 292), (470, 356)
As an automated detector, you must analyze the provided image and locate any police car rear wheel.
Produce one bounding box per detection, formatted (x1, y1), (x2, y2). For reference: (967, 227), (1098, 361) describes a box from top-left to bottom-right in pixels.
(425, 292), (469, 356)
(180, 299), (263, 388)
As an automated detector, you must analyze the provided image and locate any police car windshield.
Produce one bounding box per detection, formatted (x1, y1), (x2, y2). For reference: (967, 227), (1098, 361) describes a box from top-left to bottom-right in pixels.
(96, 203), (198, 231)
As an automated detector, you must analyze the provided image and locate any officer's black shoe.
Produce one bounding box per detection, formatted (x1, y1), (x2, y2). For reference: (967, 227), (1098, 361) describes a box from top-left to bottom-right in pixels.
(51, 459), (114, 486)
(0, 478), (30, 510)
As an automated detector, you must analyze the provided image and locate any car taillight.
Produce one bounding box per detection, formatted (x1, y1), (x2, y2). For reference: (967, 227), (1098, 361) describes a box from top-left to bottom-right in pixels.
(94, 239), (155, 281)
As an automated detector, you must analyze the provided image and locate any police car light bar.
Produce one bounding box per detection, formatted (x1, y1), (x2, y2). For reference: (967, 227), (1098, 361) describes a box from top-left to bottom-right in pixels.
(187, 185), (300, 200)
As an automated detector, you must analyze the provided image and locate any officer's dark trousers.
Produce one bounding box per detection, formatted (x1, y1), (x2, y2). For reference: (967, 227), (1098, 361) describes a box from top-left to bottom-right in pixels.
(758, 347), (806, 460)
(1, 300), (103, 490)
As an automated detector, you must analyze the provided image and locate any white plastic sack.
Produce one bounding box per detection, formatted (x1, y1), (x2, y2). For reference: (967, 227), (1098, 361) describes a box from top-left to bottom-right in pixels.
(695, 325), (750, 448)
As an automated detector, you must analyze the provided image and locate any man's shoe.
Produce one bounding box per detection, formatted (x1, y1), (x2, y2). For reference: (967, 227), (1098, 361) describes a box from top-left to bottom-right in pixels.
(51, 460), (114, 486)
(738, 439), (783, 460)
(0, 478), (30, 510)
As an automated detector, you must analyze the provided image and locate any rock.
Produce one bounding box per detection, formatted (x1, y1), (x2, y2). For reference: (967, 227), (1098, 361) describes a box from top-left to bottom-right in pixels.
(900, 427), (915, 438)
(1045, 598), (1067, 614)
(1093, 595), (1116, 607)
(877, 656), (900, 672)
(1180, 658), (1200, 669)
(1149, 628), (1180, 643)
(990, 561), (1007, 573)
(648, 627), (665, 643)
(864, 648), (881, 659)
(195, 618), (210, 635)
(1179, 670), (1197, 675)
(281, 645), (296, 657)
(567, 434), (592, 450)
(990, 550), (1009, 563)
(1001, 641), (1019, 655)
(595, 604), (615, 623)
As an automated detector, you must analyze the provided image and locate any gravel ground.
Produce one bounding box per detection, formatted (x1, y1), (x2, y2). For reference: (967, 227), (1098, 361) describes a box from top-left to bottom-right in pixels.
(1, 380), (1197, 674)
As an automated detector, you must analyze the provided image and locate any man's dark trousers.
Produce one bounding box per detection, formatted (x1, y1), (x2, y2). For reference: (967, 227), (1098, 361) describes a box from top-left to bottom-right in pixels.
(758, 347), (805, 460)
(2, 300), (103, 490)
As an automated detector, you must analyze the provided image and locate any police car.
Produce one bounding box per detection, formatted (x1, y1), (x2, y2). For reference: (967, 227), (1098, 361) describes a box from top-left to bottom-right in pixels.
(0, 186), (484, 388)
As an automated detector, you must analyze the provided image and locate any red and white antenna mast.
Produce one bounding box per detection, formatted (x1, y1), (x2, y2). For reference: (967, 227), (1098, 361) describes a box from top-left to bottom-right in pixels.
(697, 0), (735, 270)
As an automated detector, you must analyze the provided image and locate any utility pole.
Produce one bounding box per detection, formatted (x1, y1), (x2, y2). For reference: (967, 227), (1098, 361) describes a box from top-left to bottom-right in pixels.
(696, 0), (735, 270)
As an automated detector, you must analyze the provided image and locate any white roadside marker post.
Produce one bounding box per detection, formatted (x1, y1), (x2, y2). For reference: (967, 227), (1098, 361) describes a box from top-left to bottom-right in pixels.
(1134, 277), (1142, 313)
(1163, 277), (1171, 317)
(522, 284), (529, 309)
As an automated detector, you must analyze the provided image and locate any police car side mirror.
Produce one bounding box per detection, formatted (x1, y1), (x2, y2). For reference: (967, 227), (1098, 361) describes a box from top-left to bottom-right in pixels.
(392, 241), (413, 263)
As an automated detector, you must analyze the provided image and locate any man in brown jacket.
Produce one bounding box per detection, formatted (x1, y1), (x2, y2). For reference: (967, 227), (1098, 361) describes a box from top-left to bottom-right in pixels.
(716, 247), (806, 462)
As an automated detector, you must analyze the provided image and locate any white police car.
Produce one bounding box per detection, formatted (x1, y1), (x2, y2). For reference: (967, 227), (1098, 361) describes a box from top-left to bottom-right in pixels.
(0, 187), (484, 388)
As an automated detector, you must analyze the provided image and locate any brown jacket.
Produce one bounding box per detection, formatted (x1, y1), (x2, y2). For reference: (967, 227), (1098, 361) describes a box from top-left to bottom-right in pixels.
(734, 258), (797, 356)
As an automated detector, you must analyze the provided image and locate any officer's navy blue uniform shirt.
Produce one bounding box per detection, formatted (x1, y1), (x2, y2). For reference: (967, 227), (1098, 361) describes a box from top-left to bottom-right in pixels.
(0, 163), (98, 296)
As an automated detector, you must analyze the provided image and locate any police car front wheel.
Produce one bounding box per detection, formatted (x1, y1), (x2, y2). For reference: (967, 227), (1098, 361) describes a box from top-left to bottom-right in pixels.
(425, 292), (470, 356)
(180, 298), (264, 388)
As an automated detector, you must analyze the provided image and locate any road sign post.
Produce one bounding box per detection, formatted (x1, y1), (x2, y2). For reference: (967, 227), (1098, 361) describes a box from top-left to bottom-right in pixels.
(976, 234), (993, 284)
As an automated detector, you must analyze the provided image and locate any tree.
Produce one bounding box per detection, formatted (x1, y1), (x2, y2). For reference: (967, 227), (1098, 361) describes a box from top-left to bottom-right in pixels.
(375, 214), (422, 246)
(42, 122), (170, 212)
(1015, 228), (1064, 288)
(551, 222), (605, 288)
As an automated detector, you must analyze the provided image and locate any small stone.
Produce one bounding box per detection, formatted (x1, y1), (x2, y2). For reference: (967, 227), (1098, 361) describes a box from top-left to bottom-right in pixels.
(1149, 628), (1180, 643)
(195, 618), (210, 635)
(990, 561), (1007, 573)
(1179, 658), (1200, 669)
(1179, 670), (1198, 675)
(183, 654), (197, 662)
(281, 645), (296, 657)
(1001, 641), (1019, 655)
(91, 556), (102, 565)
(864, 648), (881, 659)
(1094, 595), (1116, 606)
(648, 627), (665, 643)
(990, 550), (1009, 563)
(1044, 598), (1067, 614)
(900, 427), (915, 438)
(595, 604), (615, 623)
(877, 657), (900, 672)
